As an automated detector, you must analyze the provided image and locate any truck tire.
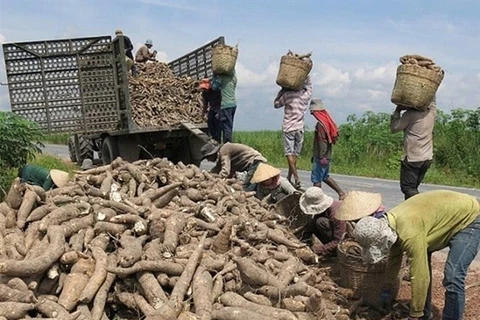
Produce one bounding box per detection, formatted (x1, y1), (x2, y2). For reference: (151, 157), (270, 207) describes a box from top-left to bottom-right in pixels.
(102, 136), (120, 165)
(68, 136), (77, 163)
(77, 135), (94, 165)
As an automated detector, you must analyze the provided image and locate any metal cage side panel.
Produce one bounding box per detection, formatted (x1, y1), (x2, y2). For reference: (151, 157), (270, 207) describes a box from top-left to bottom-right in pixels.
(2, 36), (121, 134)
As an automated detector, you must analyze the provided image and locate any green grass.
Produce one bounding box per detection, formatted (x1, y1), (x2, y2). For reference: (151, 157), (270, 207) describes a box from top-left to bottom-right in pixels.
(31, 152), (79, 173)
(234, 130), (479, 189)
(41, 133), (70, 145)
(42, 125), (479, 189)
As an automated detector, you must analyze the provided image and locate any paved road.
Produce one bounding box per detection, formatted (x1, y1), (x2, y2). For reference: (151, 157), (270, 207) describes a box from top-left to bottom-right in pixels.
(42, 143), (480, 210)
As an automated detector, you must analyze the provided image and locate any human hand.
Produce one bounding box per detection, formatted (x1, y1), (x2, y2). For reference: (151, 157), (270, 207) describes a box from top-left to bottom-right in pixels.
(319, 157), (329, 167)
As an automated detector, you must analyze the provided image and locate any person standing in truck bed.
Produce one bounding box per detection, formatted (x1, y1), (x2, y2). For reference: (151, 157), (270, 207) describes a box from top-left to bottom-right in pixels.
(114, 29), (136, 76)
(135, 39), (157, 63)
(212, 70), (237, 143)
(198, 78), (222, 143)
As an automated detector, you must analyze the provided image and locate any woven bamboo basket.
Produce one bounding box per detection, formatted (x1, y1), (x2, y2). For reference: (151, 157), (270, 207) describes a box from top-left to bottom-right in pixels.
(212, 44), (238, 75)
(275, 193), (312, 239)
(337, 240), (401, 308)
(391, 64), (444, 110)
(276, 55), (313, 90)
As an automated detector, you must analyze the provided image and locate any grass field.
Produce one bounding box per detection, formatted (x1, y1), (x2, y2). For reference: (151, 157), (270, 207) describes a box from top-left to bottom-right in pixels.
(234, 130), (479, 188)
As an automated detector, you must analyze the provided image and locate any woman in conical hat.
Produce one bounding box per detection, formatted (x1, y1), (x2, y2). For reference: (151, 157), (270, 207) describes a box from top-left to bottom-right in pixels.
(18, 164), (70, 191)
(251, 163), (296, 203)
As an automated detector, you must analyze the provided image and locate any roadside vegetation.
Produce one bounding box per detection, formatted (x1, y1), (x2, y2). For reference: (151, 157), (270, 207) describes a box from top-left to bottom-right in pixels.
(41, 108), (480, 188)
(0, 112), (78, 200)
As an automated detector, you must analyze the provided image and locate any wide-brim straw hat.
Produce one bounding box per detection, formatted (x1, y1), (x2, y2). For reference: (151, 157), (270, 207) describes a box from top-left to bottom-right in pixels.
(50, 169), (70, 188)
(335, 191), (382, 221)
(200, 142), (221, 160)
(310, 98), (325, 111)
(299, 186), (334, 216)
(250, 163), (281, 184)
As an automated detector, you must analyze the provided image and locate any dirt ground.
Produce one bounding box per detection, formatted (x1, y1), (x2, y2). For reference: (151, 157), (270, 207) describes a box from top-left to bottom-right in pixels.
(395, 252), (480, 320)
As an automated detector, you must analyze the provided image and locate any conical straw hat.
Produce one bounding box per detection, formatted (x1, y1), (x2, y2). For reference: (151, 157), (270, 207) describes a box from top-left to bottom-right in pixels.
(336, 191), (382, 221)
(250, 163), (281, 184)
(50, 169), (70, 188)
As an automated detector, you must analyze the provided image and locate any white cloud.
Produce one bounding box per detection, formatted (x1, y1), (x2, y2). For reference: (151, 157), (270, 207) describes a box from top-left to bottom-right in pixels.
(0, 33), (5, 44)
(236, 61), (278, 87)
(232, 59), (480, 130)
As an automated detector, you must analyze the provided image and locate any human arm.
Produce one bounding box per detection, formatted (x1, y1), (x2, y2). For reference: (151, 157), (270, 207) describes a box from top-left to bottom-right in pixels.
(211, 74), (221, 91)
(218, 154), (231, 178)
(124, 37), (134, 51)
(404, 236), (431, 318)
(279, 178), (296, 195)
(210, 160), (221, 174)
(316, 218), (346, 256)
(315, 124), (329, 161)
(274, 89), (287, 108)
(300, 76), (313, 101)
(390, 105), (410, 133)
(43, 177), (54, 191)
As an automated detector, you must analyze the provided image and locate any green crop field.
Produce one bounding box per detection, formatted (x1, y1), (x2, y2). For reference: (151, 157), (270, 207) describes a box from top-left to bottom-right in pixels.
(41, 108), (480, 189)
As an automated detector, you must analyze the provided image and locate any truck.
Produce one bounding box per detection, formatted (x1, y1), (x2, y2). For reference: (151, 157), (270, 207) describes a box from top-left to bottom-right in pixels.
(2, 35), (225, 166)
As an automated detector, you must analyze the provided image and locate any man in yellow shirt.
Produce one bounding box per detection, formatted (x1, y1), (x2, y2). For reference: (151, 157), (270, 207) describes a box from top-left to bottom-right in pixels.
(353, 190), (480, 320)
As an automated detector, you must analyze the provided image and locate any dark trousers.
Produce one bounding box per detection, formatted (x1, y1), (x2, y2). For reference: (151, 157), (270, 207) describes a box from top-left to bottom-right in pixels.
(400, 159), (432, 200)
(220, 107), (236, 143)
(207, 108), (221, 143)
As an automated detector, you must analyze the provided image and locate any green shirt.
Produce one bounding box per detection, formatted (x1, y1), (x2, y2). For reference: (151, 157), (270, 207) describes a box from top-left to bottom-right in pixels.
(385, 190), (479, 318)
(20, 164), (55, 190)
(212, 72), (237, 109)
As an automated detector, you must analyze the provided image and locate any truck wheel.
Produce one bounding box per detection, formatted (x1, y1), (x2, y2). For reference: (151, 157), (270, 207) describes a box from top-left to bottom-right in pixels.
(102, 136), (120, 165)
(68, 136), (77, 163)
(77, 135), (94, 165)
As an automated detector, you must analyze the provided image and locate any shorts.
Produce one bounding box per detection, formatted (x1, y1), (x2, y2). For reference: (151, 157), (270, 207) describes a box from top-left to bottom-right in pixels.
(283, 129), (304, 156)
(311, 156), (330, 184)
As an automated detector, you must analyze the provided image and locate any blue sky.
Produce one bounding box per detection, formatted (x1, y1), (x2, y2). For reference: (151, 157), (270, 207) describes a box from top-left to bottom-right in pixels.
(1, 0), (479, 130)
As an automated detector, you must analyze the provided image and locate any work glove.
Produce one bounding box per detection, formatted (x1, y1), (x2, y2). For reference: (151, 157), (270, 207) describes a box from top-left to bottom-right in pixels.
(319, 157), (329, 167)
(380, 289), (393, 312)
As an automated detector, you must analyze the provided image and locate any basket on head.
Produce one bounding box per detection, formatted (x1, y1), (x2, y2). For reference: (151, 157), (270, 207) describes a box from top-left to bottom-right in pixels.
(337, 240), (402, 308)
(276, 54), (313, 90)
(391, 64), (444, 110)
(212, 44), (238, 75)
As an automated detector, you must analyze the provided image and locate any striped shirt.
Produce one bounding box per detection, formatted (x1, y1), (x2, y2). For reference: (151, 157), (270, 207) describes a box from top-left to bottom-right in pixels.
(274, 76), (313, 132)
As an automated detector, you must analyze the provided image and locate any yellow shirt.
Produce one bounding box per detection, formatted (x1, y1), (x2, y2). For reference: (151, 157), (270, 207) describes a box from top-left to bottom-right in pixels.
(385, 190), (479, 318)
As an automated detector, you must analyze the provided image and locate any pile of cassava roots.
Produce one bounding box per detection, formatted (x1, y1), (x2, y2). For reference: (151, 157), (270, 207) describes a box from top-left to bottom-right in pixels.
(0, 157), (360, 320)
(128, 63), (204, 128)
